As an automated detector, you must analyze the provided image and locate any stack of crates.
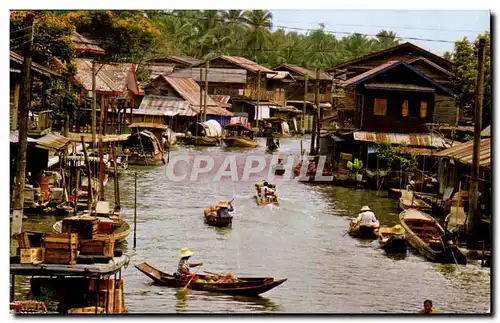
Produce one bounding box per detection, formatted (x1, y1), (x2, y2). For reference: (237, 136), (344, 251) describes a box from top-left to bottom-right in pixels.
(17, 232), (44, 264)
(42, 233), (78, 265)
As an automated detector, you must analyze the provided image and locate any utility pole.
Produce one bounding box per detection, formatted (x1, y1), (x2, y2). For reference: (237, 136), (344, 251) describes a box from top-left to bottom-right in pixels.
(315, 68), (321, 155)
(302, 75), (308, 136)
(12, 13), (34, 236)
(98, 96), (105, 201)
(198, 67), (203, 129)
(203, 60), (209, 122)
(91, 61), (97, 149)
(257, 70), (261, 129)
(468, 36), (487, 239)
(310, 70), (318, 155)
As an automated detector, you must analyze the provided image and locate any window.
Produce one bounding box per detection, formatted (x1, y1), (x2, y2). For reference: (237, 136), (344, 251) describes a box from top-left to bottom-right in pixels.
(420, 101), (428, 118)
(402, 100), (409, 117)
(373, 98), (387, 116)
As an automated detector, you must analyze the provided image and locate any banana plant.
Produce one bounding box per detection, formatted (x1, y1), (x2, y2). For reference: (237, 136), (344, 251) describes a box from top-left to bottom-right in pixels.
(347, 158), (363, 179)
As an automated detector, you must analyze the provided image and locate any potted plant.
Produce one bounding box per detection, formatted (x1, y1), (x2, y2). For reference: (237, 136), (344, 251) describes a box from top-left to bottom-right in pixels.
(347, 158), (364, 181)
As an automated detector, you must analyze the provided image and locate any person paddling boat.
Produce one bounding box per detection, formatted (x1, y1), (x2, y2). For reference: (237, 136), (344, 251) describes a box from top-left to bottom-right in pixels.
(174, 248), (203, 279)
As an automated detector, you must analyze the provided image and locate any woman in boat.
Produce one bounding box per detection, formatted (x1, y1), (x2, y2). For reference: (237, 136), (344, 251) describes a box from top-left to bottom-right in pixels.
(216, 200), (234, 218)
(353, 206), (380, 228)
(174, 248), (203, 278)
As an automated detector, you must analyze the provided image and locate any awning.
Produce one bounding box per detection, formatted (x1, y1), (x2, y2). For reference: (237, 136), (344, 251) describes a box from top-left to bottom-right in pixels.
(128, 122), (168, 130)
(353, 131), (449, 148)
(364, 83), (435, 93)
(331, 134), (345, 142)
(34, 133), (72, 151)
(433, 138), (490, 168)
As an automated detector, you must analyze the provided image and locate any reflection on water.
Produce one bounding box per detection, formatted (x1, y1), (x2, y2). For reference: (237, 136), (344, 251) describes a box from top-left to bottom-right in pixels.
(11, 138), (490, 313)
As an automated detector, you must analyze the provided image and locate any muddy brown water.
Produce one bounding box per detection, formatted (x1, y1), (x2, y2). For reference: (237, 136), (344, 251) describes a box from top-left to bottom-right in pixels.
(11, 138), (491, 313)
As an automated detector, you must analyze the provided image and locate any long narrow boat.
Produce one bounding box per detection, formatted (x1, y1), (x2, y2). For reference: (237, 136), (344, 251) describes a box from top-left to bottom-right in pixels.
(254, 181), (279, 206)
(204, 206), (233, 227)
(399, 190), (432, 213)
(399, 208), (467, 265)
(223, 123), (258, 148)
(348, 221), (379, 239)
(135, 263), (286, 296)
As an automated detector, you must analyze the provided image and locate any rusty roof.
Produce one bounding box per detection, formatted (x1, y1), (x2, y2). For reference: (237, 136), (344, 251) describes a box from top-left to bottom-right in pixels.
(204, 106), (233, 117)
(169, 67), (247, 83)
(342, 61), (399, 87)
(210, 95), (232, 108)
(353, 131), (449, 148)
(71, 32), (105, 55)
(151, 55), (202, 66)
(73, 59), (138, 94)
(433, 138), (490, 168)
(128, 122), (168, 130)
(218, 56), (273, 73)
(274, 64), (333, 81)
(148, 63), (175, 79)
(162, 76), (217, 107)
(34, 133), (72, 150)
(328, 42), (451, 71)
(10, 51), (62, 78)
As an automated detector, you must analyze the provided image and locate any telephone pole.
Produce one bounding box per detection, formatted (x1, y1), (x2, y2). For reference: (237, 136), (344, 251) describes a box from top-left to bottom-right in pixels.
(467, 36), (487, 240)
(302, 75), (308, 136)
(203, 60), (209, 122)
(12, 13), (34, 235)
(257, 70), (261, 129)
(91, 61), (97, 149)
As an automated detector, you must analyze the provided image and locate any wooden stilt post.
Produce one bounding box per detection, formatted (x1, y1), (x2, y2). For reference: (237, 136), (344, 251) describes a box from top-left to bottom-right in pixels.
(81, 136), (94, 213)
(133, 171), (138, 249)
(112, 142), (120, 211)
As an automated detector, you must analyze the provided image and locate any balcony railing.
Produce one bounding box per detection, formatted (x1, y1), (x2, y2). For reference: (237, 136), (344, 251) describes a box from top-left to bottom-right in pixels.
(305, 93), (332, 103)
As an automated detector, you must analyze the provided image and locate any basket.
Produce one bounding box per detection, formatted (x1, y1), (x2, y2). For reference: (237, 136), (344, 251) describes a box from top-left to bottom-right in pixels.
(10, 301), (47, 313)
(67, 306), (105, 314)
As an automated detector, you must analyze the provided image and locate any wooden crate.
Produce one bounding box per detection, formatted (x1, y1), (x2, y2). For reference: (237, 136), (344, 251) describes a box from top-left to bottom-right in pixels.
(113, 279), (125, 313)
(17, 231), (44, 249)
(79, 239), (115, 258)
(44, 249), (77, 265)
(20, 248), (44, 264)
(98, 218), (114, 234)
(88, 279), (115, 313)
(42, 233), (78, 250)
(62, 218), (99, 240)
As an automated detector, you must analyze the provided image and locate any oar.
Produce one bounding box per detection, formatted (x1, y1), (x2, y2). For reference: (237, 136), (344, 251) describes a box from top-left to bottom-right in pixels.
(438, 236), (460, 269)
(182, 264), (203, 291)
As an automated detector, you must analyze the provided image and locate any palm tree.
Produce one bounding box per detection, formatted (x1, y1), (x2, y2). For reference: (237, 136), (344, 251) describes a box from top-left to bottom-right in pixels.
(375, 30), (401, 49)
(243, 10), (273, 62)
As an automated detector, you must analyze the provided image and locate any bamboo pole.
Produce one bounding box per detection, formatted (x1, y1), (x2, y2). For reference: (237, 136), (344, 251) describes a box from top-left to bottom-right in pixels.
(204, 60), (209, 122)
(133, 171), (138, 249)
(112, 142), (120, 211)
(91, 61), (97, 149)
(257, 70), (261, 130)
(302, 75), (308, 135)
(81, 136), (94, 213)
(98, 97), (105, 201)
(315, 69), (321, 154)
(12, 13), (34, 235)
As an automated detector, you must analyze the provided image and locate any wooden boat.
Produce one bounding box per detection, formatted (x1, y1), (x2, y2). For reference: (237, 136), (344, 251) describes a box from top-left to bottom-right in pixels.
(123, 130), (165, 166)
(266, 137), (280, 151)
(135, 263), (286, 296)
(348, 221), (380, 239)
(376, 225), (408, 253)
(178, 136), (220, 147)
(223, 123), (258, 148)
(254, 181), (279, 206)
(399, 190), (432, 213)
(204, 206), (233, 227)
(399, 208), (467, 265)
(53, 216), (130, 242)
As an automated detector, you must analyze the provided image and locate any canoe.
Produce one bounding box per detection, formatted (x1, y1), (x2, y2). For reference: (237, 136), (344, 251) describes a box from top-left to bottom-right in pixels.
(179, 136), (220, 147)
(204, 215), (233, 227)
(135, 263), (287, 296)
(53, 217), (130, 242)
(399, 190), (432, 213)
(254, 182), (279, 206)
(266, 137), (280, 151)
(377, 227), (408, 253)
(223, 137), (258, 148)
(399, 209), (467, 265)
(348, 222), (379, 239)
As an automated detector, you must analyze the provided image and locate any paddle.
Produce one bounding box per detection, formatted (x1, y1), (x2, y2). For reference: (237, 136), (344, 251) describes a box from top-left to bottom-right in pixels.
(182, 264), (203, 291)
(439, 236), (460, 269)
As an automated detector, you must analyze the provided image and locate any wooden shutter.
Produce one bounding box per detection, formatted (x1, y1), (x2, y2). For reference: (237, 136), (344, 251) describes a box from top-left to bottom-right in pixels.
(402, 100), (409, 117)
(374, 98), (387, 116)
(420, 101), (428, 118)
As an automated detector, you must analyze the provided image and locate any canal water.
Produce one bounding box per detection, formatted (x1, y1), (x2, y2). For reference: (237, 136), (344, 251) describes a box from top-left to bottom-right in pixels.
(13, 138), (491, 314)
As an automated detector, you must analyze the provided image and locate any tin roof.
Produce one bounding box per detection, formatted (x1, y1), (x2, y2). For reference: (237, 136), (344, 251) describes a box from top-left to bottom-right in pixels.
(433, 138), (491, 168)
(162, 76), (217, 107)
(148, 63), (175, 79)
(266, 71), (296, 81)
(342, 61), (399, 87)
(169, 67), (247, 83)
(353, 131), (449, 148)
(10, 131), (70, 151)
(10, 51), (62, 78)
(210, 95), (232, 108)
(71, 32), (105, 55)
(407, 57), (451, 76)
(481, 125), (491, 137)
(209, 56), (273, 74)
(128, 122), (168, 130)
(152, 55), (202, 66)
(73, 59), (139, 94)
(273, 64), (333, 81)
(136, 95), (198, 116)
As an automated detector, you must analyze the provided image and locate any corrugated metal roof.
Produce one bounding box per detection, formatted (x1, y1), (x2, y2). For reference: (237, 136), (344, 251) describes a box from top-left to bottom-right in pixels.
(162, 76), (217, 107)
(353, 131), (449, 148)
(266, 71), (295, 81)
(10, 51), (62, 78)
(148, 64), (175, 79)
(220, 56), (273, 73)
(364, 83), (435, 92)
(274, 64), (333, 80)
(74, 59), (138, 94)
(71, 32), (105, 55)
(481, 125), (491, 137)
(137, 95), (198, 116)
(129, 122), (168, 130)
(434, 138), (490, 168)
(210, 95), (231, 105)
(168, 67), (247, 83)
(153, 55), (202, 66)
(35, 133), (71, 150)
(68, 133), (129, 143)
(204, 106), (233, 117)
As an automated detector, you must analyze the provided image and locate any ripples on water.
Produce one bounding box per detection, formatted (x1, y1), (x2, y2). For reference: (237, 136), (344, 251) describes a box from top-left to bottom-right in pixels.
(12, 138), (490, 314)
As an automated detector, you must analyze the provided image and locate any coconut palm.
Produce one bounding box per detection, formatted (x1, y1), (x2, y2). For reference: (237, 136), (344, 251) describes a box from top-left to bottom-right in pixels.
(243, 10), (273, 62)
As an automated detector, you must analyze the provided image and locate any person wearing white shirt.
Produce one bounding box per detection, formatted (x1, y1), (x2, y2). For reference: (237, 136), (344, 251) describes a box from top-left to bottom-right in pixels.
(354, 205), (379, 227)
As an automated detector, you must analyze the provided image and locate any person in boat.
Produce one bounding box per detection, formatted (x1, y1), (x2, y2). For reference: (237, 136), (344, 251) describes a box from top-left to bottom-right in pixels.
(353, 206), (380, 228)
(174, 248), (203, 279)
(419, 300), (439, 314)
(216, 200), (234, 218)
(389, 224), (406, 240)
